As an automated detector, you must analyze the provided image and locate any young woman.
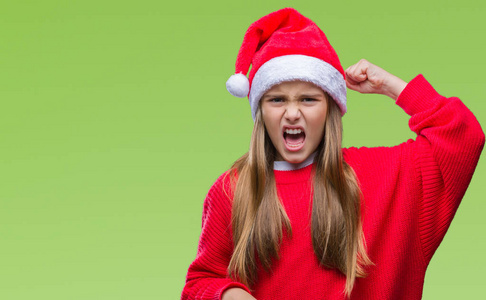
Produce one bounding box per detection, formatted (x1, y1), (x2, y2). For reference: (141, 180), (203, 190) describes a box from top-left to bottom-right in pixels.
(181, 7), (485, 300)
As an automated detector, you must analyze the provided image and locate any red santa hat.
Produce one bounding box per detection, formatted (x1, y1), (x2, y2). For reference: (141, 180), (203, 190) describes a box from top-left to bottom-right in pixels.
(226, 7), (347, 120)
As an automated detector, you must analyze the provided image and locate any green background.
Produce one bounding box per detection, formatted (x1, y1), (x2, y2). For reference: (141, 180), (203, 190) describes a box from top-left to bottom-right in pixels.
(1, 0), (485, 299)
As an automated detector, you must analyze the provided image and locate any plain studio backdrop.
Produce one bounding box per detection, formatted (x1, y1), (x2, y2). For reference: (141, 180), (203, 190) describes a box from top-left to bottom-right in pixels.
(0, 0), (485, 299)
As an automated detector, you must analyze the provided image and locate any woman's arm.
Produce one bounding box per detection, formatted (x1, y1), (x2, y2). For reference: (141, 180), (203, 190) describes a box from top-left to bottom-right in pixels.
(181, 172), (252, 300)
(345, 59), (485, 264)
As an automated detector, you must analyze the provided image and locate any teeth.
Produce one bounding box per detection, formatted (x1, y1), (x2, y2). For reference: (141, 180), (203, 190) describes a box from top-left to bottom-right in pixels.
(287, 141), (303, 147)
(285, 129), (302, 134)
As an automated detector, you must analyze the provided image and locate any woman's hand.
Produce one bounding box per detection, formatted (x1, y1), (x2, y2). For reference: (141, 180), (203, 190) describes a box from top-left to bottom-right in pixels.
(345, 59), (407, 101)
(222, 288), (257, 300)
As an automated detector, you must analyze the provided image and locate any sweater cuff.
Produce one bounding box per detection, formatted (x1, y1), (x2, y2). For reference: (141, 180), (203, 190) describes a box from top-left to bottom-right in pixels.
(395, 74), (443, 117)
(218, 282), (252, 300)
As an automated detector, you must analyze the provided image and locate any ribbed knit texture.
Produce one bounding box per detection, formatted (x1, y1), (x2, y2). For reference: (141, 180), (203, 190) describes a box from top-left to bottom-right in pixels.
(181, 75), (485, 300)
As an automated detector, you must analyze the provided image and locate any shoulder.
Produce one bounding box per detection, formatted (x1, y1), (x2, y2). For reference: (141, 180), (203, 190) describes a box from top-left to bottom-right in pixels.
(342, 142), (411, 166)
(204, 169), (236, 213)
(208, 169), (235, 195)
(341, 142), (418, 189)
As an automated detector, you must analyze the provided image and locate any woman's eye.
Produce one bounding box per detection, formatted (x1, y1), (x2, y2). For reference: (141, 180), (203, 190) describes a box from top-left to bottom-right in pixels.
(302, 98), (315, 102)
(270, 98), (283, 103)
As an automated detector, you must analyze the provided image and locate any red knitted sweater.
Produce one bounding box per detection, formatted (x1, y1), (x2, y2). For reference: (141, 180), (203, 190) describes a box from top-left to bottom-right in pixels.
(181, 75), (485, 300)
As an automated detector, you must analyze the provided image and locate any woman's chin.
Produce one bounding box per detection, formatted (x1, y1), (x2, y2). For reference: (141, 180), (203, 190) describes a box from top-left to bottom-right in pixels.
(278, 150), (311, 164)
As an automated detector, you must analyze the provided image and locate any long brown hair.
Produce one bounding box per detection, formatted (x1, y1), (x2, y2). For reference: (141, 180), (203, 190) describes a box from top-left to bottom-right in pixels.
(226, 93), (372, 298)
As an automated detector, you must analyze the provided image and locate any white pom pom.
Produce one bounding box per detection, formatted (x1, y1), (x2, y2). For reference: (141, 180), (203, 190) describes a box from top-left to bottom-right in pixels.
(226, 73), (249, 98)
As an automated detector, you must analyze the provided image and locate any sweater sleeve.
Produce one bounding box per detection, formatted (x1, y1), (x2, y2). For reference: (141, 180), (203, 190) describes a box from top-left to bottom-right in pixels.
(395, 74), (485, 264)
(181, 172), (252, 300)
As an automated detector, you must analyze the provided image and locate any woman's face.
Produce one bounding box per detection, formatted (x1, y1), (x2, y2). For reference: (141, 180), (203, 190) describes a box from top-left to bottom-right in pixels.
(261, 81), (328, 164)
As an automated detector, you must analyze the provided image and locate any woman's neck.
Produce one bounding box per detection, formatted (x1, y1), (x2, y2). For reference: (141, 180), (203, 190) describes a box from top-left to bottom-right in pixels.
(273, 152), (317, 171)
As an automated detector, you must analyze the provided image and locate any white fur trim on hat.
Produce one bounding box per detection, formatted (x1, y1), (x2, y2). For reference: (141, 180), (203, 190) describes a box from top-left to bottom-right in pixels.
(249, 54), (347, 120)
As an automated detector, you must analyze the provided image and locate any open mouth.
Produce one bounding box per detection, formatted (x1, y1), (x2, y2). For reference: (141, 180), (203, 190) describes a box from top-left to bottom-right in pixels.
(283, 127), (306, 149)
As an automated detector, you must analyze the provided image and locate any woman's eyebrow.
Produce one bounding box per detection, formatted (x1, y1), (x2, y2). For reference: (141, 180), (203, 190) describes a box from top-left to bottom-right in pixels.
(262, 93), (324, 99)
(262, 94), (285, 99)
(300, 93), (324, 98)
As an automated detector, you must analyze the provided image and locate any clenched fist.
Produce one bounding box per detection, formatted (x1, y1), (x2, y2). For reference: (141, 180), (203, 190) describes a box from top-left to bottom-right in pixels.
(345, 59), (408, 101)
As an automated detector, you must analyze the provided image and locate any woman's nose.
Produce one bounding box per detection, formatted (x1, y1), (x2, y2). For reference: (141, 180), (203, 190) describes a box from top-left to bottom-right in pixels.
(284, 103), (301, 121)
